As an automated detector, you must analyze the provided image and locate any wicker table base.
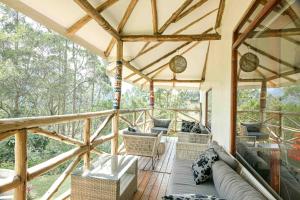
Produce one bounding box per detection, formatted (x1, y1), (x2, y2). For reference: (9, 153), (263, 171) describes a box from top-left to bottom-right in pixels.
(71, 155), (138, 200)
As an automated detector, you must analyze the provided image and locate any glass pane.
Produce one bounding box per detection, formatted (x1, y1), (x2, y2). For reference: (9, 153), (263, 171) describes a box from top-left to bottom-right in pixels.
(236, 1), (300, 199)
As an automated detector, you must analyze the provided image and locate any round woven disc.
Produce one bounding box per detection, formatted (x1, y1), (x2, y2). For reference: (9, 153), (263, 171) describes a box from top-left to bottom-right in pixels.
(169, 55), (187, 73)
(240, 52), (259, 72)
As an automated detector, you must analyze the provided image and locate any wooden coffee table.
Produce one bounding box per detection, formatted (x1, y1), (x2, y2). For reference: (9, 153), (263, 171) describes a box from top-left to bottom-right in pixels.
(71, 154), (138, 200)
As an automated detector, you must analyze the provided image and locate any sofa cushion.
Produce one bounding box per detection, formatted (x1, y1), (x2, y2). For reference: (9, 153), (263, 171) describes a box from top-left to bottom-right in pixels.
(181, 120), (196, 132)
(191, 123), (202, 133)
(153, 118), (171, 128)
(212, 160), (266, 200)
(127, 126), (136, 132)
(209, 141), (238, 170)
(162, 194), (224, 200)
(192, 148), (218, 184)
(151, 127), (168, 134)
(167, 159), (218, 196)
(247, 132), (269, 140)
(122, 130), (158, 137)
(241, 122), (261, 132)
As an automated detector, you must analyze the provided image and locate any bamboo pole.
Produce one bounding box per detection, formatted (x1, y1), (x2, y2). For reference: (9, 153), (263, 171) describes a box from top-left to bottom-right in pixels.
(0, 176), (21, 194)
(83, 118), (91, 171)
(111, 41), (123, 155)
(14, 129), (27, 200)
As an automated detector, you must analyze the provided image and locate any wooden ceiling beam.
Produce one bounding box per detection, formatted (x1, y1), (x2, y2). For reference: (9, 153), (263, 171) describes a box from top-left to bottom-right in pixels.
(215, 0), (225, 30)
(158, 0), (193, 34)
(140, 42), (191, 72)
(174, 0), (208, 23)
(258, 64), (296, 82)
(132, 10), (216, 61)
(279, 1), (300, 27)
(266, 69), (300, 81)
(246, 28), (300, 38)
(232, 0), (279, 49)
(68, 0), (118, 35)
(122, 59), (151, 82)
(74, 0), (120, 41)
(132, 41), (201, 83)
(151, 0), (158, 34)
(104, 0), (138, 57)
(153, 79), (203, 83)
(243, 42), (299, 70)
(121, 33), (221, 42)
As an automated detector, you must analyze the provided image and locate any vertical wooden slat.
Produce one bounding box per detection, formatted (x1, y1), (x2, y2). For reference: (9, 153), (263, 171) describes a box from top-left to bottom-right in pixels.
(260, 81), (267, 123)
(83, 118), (91, 171)
(174, 111), (177, 132)
(14, 130), (27, 200)
(112, 41), (123, 155)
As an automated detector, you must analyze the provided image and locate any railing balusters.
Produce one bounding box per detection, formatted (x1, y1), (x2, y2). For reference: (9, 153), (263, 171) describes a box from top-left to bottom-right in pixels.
(83, 118), (91, 171)
(14, 129), (27, 200)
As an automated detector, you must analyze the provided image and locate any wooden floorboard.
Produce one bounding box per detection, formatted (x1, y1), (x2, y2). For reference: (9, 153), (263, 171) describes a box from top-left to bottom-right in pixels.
(133, 137), (176, 200)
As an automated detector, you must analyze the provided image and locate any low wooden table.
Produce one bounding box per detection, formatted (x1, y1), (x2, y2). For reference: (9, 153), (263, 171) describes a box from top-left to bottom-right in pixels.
(71, 155), (138, 200)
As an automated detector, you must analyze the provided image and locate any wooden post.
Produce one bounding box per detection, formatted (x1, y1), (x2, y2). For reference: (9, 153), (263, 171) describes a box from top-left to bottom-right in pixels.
(260, 80), (267, 123)
(143, 110), (147, 132)
(112, 41), (123, 155)
(149, 80), (154, 117)
(14, 130), (27, 200)
(133, 111), (136, 126)
(83, 118), (91, 171)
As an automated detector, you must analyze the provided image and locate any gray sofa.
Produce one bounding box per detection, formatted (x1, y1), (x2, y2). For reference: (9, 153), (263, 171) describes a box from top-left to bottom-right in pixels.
(167, 141), (273, 200)
(237, 142), (300, 200)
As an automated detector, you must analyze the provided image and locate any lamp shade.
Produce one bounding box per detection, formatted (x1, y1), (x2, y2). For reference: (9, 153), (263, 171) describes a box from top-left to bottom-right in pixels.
(169, 55), (187, 73)
(240, 52), (259, 72)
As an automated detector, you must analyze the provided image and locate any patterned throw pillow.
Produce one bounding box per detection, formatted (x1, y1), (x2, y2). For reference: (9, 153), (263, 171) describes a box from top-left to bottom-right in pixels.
(191, 122), (202, 133)
(181, 120), (195, 132)
(192, 148), (218, 184)
(162, 194), (225, 200)
(127, 126), (136, 132)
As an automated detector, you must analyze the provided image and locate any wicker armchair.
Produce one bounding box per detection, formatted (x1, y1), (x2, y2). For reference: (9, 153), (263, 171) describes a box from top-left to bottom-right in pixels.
(121, 131), (162, 169)
(176, 142), (208, 160)
(240, 122), (269, 141)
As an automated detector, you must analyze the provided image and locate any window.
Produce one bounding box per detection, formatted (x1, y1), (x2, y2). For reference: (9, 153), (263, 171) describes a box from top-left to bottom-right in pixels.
(232, 1), (300, 199)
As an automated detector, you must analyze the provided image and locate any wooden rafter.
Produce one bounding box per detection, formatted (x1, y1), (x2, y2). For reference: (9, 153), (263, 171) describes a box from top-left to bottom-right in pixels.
(267, 68), (300, 81)
(158, 0), (193, 34)
(153, 79), (203, 83)
(140, 42), (191, 72)
(258, 64), (296, 82)
(279, 1), (300, 27)
(68, 0), (118, 35)
(151, 0), (158, 34)
(174, 0), (208, 23)
(233, 0), (278, 49)
(104, 0), (138, 57)
(132, 10), (216, 61)
(201, 41), (210, 81)
(122, 59), (151, 81)
(132, 41), (201, 83)
(74, 0), (120, 41)
(121, 33), (221, 42)
(215, 0), (225, 30)
(243, 42), (299, 70)
(246, 28), (300, 38)
(248, 19), (300, 46)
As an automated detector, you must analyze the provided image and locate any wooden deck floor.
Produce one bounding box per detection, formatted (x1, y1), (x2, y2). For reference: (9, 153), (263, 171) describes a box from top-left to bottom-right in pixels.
(133, 137), (176, 200)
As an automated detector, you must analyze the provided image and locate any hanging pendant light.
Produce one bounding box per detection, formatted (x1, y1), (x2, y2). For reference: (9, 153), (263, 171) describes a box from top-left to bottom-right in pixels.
(169, 55), (187, 73)
(240, 52), (259, 72)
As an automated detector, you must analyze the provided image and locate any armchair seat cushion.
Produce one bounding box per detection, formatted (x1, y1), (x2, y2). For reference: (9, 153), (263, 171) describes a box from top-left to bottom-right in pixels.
(151, 127), (168, 134)
(153, 118), (171, 128)
(241, 122), (261, 132)
(247, 132), (268, 140)
(123, 130), (159, 137)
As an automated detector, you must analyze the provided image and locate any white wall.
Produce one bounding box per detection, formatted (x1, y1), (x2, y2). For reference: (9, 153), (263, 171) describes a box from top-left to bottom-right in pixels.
(201, 0), (254, 151)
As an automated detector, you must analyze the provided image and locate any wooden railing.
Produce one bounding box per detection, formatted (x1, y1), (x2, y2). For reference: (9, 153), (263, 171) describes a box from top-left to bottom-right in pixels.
(0, 107), (200, 199)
